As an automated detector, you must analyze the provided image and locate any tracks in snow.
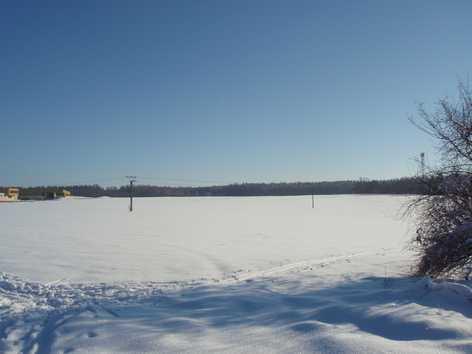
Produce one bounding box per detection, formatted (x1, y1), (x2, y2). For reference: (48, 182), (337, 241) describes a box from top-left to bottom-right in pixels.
(0, 250), (390, 353)
(225, 251), (373, 283)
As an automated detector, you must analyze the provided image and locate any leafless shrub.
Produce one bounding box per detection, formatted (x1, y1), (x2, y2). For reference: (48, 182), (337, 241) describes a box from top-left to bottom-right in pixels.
(408, 82), (472, 279)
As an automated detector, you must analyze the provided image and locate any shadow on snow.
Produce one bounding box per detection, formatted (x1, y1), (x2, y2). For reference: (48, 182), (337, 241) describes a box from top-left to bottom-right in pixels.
(78, 276), (471, 343)
(4, 275), (472, 353)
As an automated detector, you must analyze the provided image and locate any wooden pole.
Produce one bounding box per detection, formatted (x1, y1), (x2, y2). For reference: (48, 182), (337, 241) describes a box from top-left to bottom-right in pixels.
(126, 176), (136, 212)
(129, 179), (134, 212)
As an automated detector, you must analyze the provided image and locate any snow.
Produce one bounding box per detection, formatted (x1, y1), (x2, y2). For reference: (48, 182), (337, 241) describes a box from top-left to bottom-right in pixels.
(0, 195), (410, 283)
(0, 195), (471, 353)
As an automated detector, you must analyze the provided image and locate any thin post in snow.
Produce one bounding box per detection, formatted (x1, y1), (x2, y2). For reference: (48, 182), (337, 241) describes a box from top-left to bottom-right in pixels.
(420, 152), (425, 178)
(126, 176), (136, 212)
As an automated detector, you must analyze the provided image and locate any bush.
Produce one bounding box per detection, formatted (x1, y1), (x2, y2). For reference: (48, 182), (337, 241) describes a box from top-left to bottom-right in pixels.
(409, 83), (472, 279)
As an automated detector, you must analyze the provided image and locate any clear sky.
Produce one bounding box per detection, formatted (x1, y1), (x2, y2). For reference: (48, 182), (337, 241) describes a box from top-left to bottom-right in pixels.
(1, 0), (471, 186)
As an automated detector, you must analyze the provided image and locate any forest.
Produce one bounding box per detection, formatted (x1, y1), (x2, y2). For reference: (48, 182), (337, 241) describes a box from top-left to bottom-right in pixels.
(1, 177), (426, 198)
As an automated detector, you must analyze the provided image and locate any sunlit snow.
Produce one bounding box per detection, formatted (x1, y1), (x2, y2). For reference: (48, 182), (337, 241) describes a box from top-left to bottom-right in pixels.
(1, 196), (470, 353)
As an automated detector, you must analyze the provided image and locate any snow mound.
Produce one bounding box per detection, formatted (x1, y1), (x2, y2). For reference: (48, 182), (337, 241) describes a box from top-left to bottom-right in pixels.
(1, 253), (471, 354)
(419, 277), (472, 300)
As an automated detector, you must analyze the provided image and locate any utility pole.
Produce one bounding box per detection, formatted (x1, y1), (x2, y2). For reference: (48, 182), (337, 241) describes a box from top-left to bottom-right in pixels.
(420, 152), (425, 178)
(311, 182), (315, 209)
(126, 176), (136, 212)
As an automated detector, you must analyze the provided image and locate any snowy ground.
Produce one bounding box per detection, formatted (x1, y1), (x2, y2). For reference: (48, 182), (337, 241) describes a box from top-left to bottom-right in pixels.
(0, 195), (410, 283)
(0, 196), (471, 353)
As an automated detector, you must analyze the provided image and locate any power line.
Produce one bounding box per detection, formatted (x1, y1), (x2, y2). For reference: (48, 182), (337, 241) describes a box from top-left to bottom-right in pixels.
(136, 176), (236, 185)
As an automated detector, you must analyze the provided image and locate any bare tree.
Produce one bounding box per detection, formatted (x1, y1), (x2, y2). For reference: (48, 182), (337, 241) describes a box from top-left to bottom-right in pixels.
(409, 82), (472, 279)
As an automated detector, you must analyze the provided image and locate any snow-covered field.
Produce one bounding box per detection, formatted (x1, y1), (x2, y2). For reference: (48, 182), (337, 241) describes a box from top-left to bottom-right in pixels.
(0, 196), (471, 353)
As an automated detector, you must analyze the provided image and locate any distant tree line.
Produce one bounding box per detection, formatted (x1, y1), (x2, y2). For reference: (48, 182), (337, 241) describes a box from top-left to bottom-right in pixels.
(1, 177), (427, 198)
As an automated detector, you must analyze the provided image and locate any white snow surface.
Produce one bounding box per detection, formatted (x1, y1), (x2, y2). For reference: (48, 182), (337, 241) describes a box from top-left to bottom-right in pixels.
(0, 195), (471, 353)
(0, 195), (410, 283)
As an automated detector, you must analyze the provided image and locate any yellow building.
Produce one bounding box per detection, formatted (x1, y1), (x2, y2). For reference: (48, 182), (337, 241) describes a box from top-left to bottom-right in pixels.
(0, 188), (19, 202)
(62, 189), (72, 198)
(7, 188), (19, 200)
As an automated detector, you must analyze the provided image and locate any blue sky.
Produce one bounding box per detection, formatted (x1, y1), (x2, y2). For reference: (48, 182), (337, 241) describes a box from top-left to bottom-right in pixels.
(1, 0), (471, 186)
